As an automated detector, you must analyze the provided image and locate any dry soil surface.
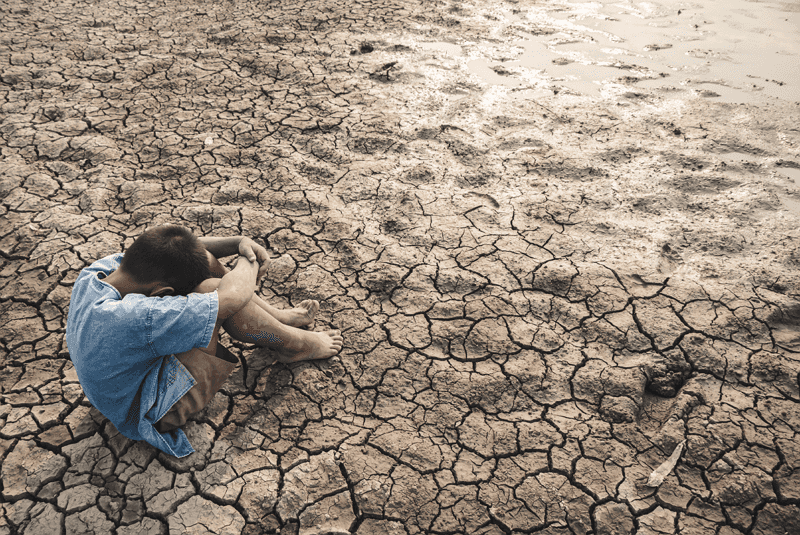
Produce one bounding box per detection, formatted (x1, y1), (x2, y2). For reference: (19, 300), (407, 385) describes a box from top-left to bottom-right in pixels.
(1, 0), (800, 534)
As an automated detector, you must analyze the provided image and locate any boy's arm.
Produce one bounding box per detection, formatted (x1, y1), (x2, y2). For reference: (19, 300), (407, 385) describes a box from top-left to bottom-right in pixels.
(216, 254), (259, 319)
(198, 236), (244, 258)
(199, 236), (271, 278)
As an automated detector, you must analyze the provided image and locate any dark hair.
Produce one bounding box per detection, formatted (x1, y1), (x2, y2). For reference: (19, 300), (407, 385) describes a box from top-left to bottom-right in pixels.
(120, 225), (211, 296)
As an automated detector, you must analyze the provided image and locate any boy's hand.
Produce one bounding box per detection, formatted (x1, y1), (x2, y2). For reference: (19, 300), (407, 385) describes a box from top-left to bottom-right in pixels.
(239, 238), (270, 278)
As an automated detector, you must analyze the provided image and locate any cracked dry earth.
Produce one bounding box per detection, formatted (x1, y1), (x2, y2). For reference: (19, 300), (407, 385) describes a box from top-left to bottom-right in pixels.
(1, 0), (800, 533)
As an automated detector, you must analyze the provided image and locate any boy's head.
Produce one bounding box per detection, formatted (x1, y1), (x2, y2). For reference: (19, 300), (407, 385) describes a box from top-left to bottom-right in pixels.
(120, 225), (211, 296)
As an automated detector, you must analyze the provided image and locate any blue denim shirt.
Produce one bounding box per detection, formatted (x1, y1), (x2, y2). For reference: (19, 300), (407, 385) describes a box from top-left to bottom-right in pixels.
(65, 253), (219, 457)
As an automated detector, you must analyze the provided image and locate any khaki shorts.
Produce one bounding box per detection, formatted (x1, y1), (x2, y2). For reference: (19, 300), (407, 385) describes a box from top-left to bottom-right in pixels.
(155, 344), (238, 433)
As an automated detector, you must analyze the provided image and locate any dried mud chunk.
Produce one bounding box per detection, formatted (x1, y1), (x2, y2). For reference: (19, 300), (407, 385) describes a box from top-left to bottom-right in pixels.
(276, 451), (347, 520)
(126, 459), (174, 501)
(347, 342), (404, 387)
(432, 484), (490, 533)
(574, 359), (648, 415)
(264, 387), (321, 427)
(355, 519), (406, 535)
(57, 483), (101, 514)
(298, 491), (356, 535)
(24, 502), (64, 535)
(637, 506), (676, 534)
(299, 420), (361, 453)
(1, 440), (67, 500)
(518, 419), (562, 451)
(645, 349), (691, 397)
(63, 405), (101, 442)
(168, 495), (245, 535)
(117, 517), (165, 535)
(503, 349), (546, 394)
(65, 506), (114, 535)
(454, 449), (496, 482)
(67, 135), (122, 165)
(238, 470), (280, 523)
(1, 406), (37, 437)
(147, 472), (196, 516)
(600, 395), (639, 423)
(358, 263), (408, 296)
(758, 291), (800, 352)
(196, 461), (243, 504)
(632, 297), (686, 350)
(752, 503), (800, 535)
(401, 163), (438, 185)
(516, 472), (593, 533)
(385, 313), (431, 350)
(384, 465), (439, 530)
(749, 350), (799, 398)
(0, 303), (47, 349)
(575, 457), (624, 499)
(593, 502), (634, 535)
(371, 429), (442, 473)
(707, 461), (775, 508)
(464, 318), (518, 359)
(458, 411), (517, 457)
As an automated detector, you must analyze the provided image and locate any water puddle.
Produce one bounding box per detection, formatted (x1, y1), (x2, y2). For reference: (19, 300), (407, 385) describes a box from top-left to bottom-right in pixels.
(718, 151), (765, 164)
(776, 167), (800, 214)
(777, 167), (800, 185)
(419, 41), (462, 57)
(782, 196), (800, 215)
(436, 0), (800, 102)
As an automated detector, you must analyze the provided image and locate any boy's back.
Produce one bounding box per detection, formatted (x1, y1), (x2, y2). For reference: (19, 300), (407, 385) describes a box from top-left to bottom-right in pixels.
(66, 252), (219, 457)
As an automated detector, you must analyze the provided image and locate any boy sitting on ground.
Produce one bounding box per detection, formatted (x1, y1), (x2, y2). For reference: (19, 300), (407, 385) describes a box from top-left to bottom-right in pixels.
(65, 225), (343, 457)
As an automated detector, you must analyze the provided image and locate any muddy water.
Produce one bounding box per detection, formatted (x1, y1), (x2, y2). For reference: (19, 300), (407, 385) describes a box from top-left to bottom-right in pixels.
(426, 0), (799, 103)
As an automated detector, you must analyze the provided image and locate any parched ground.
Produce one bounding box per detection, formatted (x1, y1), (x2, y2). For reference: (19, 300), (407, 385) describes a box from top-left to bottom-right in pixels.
(1, 0), (800, 533)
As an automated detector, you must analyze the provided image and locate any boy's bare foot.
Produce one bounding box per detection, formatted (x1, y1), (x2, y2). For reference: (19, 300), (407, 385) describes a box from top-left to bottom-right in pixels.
(267, 299), (320, 328)
(276, 329), (343, 363)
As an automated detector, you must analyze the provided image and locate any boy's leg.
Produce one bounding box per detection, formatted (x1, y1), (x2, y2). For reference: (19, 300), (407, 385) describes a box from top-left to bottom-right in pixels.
(222, 294), (343, 363)
(156, 274), (344, 433)
(154, 339), (237, 433)
(194, 274), (342, 363)
(155, 284), (235, 433)
(205, 250), (319, 328)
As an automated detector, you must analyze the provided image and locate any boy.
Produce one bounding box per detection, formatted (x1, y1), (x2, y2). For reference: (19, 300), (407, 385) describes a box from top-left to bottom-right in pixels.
(65, 225), (343, 457)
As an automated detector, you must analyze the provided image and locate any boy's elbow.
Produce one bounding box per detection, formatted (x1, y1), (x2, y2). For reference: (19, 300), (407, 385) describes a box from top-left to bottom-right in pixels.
(217, 291), (251, 320)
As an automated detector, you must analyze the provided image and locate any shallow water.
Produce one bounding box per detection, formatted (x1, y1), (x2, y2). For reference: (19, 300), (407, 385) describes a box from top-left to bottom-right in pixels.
(426, 0), (800, 102)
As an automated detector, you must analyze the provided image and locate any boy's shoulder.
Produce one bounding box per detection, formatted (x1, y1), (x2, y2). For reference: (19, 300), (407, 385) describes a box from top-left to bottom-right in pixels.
(88, 252), (124, 273)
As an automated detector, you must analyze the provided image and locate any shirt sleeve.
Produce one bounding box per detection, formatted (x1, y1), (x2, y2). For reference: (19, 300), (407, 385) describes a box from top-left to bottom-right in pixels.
(147, 291), (220, 357)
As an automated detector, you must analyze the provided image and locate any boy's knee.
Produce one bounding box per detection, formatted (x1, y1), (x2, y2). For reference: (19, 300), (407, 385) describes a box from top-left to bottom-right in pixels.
(193, 278), (221, 294)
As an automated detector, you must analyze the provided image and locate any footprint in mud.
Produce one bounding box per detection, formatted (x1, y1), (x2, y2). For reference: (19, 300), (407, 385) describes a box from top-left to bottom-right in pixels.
(757, 287), (800, 352)
(658, 243), (683, 275)
(573, 349), (692, 424)
(465, 191), (500, 208)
